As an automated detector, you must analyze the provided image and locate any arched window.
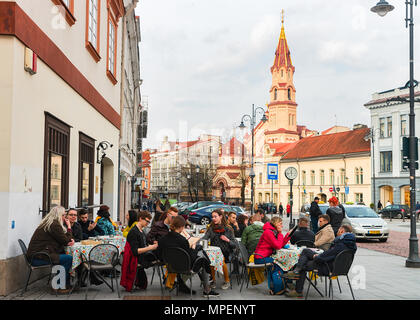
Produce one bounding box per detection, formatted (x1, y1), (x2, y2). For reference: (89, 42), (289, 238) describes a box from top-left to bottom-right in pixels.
(360, 168), (364, 184)
(288, 88), (291, 100)
(355, 168), (360, 184)
(274, 88), (278, 100)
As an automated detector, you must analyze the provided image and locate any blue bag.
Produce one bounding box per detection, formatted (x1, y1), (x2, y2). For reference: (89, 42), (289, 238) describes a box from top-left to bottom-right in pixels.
(269, 267), (286, 295)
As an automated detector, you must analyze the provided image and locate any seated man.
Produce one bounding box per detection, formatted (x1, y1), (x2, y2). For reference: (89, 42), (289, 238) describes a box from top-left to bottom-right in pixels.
(241, 211), (264, 255)
(314, 214), (335, 251)
(290, 217), (315, 245)
(283, 224), (357, 298)
(256, 209), (270, 224)
(227, 212), (241, 238)
(78, 209), (104, 239)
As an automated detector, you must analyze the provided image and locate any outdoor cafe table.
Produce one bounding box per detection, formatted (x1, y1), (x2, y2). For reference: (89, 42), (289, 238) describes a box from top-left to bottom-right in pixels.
(272, 246), (323, 272)
(65, 235), (126, 272)
(204, 245), (224, 274)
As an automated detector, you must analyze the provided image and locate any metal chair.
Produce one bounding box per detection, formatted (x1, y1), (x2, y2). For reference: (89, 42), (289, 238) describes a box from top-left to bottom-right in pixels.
(238, 242), (272, 292)
(305, 249), (356, 300)
(83, 244), (120, 299)
(161, 247), (195, 300)
(295, 240), (315, 248)
(132, 251), (164, 294)
(18, 239), (54, 296)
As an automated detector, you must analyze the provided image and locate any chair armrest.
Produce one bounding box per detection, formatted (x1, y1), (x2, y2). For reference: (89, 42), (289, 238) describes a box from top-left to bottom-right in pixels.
(30, 252), (53, 266)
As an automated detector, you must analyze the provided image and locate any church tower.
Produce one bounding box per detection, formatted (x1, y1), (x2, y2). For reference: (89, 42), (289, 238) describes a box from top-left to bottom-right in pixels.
(265, 11), (299, 143)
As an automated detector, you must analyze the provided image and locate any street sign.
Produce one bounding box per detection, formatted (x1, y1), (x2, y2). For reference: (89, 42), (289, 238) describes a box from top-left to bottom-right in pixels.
(336, 187), (341, 192)
(345, 186), (349, 194)
(329, 187), (334, 192)
(267, 163), (278, 180)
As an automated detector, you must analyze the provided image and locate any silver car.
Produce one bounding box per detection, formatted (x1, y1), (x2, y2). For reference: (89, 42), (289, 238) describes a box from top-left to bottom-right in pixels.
(317, 204), (389, 242)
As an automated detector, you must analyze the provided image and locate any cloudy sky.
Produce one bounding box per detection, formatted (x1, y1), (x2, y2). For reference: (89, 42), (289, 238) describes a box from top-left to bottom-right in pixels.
(136, 0), (419, 149)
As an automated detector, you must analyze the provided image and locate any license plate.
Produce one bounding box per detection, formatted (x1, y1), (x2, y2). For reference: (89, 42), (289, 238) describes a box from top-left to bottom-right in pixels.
(368, 230), (380, 234)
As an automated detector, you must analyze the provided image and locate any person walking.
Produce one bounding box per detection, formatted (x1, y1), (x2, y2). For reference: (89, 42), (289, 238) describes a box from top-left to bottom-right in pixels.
(377, 200), (383, 212)
(279, 202), (284, 216)
(309, 197), (322, 234)
(286, 203), (291, 218)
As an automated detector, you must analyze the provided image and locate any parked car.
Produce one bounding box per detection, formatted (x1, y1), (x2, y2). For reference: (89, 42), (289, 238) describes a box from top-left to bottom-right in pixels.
(188, 204), (233, 225)
(180, 201), (224, 220)
(231, 206), (246, 216)
(318, 204), (389, 242)
(379, 204), (410, 219)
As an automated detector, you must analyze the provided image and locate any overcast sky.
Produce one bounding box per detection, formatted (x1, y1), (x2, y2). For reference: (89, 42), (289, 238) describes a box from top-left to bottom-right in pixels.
(136, 0), (420, 149)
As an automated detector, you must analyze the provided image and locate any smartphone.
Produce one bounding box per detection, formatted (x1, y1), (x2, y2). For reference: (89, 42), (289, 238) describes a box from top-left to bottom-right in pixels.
(288, 224), (299, 237)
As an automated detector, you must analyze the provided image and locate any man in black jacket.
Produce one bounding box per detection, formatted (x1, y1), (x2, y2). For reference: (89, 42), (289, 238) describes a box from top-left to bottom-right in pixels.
(290, 217), (315, 245)
(309, 197), (322, 234)
(78, 209), (104, 239)
(283, 224), (357, 298)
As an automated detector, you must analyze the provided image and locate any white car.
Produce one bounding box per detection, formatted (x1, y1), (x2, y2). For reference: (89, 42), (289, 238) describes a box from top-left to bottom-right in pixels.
(319, 204), (389, 242)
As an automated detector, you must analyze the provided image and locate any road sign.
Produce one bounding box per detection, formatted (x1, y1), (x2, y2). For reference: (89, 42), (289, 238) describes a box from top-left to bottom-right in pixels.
(336, 187), (341, 192)
(345, 186), (349, 194)
(267, 163), (278, 180)
(329, 187), (334, 192)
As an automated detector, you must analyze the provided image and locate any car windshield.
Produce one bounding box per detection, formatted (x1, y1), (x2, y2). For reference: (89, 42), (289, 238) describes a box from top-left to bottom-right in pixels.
(346, 207), (379, 218)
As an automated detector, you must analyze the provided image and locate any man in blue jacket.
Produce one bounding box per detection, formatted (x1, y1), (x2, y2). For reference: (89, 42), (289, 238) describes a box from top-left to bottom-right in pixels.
(283, 224), (357, 298)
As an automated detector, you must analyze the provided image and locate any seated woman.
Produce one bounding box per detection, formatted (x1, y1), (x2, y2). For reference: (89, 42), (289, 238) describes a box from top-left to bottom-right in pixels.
(123, 209), (139, 238)
(120, 210), (158, 291)
(27, 206), (75, 294)
(95, 205), (118, 231)
(253, 216), (292, 295)
(157, 216), (219, 297)
(201, 209), (237, 290)
(96, 207), (116, 236)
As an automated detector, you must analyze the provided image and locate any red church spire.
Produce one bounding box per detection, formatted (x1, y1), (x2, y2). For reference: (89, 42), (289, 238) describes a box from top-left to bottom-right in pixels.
(271, 10), (294, 74)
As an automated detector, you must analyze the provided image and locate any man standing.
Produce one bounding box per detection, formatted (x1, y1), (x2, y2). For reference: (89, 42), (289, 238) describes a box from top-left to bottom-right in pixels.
(279, 202), (284, 216)
(309, 197), (322, 234)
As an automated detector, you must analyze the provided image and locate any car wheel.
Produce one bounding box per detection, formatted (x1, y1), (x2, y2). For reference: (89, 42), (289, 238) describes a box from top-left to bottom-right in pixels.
(200, 217), (211, 226)
(379, 238), (388, 242)
(396, 213), (402, 219)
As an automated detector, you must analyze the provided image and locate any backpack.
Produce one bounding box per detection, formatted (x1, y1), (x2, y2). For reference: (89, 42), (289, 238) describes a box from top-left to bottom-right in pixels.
(268, 267), (286, 295)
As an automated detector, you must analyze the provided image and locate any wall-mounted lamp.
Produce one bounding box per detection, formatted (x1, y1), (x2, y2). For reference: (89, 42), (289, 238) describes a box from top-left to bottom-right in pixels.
(97, 141), (113, 164)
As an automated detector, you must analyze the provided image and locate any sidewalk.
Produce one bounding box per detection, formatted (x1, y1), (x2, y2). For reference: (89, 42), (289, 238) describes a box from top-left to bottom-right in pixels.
(2, 247), (420, 300)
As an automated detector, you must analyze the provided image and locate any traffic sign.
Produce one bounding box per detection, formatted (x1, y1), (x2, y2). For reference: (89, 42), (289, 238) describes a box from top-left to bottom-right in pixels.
(345, 186), (349, 194)
(329, 187), (334, 192)
(267, 163), (278, 180)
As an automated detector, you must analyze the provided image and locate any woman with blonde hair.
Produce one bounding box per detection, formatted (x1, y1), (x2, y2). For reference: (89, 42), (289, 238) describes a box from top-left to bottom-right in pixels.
(27, 206), (75, 293)
(254, 216), (293, 295)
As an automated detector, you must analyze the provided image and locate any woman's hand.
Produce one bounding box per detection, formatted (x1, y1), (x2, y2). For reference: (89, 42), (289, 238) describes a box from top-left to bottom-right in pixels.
(149, 241), (158, 250)
(220, 235), (230, 242)
(67, 239), (75, 246)
(63, 216), (71, 229)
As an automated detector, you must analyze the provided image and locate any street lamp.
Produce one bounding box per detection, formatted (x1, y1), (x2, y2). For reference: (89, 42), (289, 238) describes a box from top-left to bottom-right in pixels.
(195, 165), (200, 202)
(364, 128), (381, 212)
(371, 0), (420, 267)
(371, 0), (394, 16)
(239, 104), (268, 215)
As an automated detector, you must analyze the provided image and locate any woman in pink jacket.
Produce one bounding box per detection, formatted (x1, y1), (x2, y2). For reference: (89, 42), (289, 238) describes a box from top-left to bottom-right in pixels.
(254, 217), (292, 294)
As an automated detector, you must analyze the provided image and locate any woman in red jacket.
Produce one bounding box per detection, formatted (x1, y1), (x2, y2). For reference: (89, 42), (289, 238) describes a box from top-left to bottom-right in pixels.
(254, 217), (292, 294)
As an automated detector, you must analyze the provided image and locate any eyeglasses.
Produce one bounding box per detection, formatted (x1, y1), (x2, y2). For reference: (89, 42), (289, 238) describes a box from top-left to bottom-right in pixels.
(144, 219), (151, 224)
(68, 214), (77, 217)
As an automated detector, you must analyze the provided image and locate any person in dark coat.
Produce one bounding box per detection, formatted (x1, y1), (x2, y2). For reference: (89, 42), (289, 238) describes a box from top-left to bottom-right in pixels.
(326, 197), (344, 236)
(309, 197), (322, 233)
(152, 199), (165, 224)
(377, 200), (383, 212)
(283, 224), (357, 298)
(279, 203), (284, 216)
(121, 210), (157, 291)
(157, 216), (219, 297)
(78, 209), (104, 239)
(227, 211), (241, 238)
(66, 209), (83, 242)
(27, 206), (75, 293)
(290, 217), (315, 245)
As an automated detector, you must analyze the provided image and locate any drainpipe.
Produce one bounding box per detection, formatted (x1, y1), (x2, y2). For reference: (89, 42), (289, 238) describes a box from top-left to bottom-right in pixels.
(118, 0), (139, 221)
